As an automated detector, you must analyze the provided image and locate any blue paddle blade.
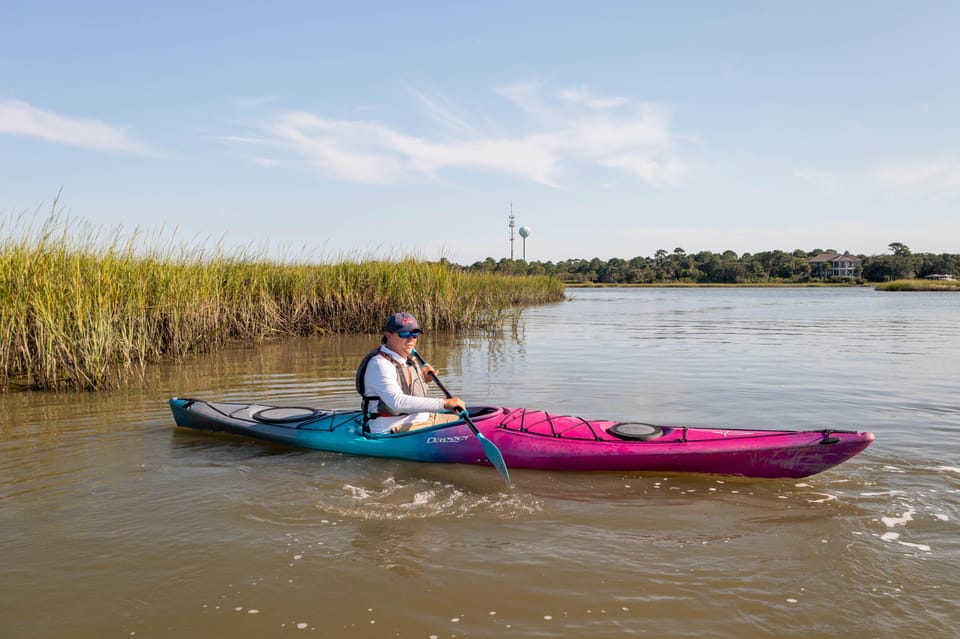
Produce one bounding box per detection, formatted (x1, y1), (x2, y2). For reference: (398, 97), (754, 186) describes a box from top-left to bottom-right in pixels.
(415, 348), (512, 488)
(476, 432), (512, 488)
(460, 410), (512, 487)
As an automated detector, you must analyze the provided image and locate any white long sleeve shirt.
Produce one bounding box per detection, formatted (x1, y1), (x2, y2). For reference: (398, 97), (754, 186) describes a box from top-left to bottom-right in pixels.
(362, 346), (444, 434)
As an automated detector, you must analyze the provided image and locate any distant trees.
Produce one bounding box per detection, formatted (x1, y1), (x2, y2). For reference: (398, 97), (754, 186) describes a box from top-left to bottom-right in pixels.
(861, 244), (960, 282)
(888, 242), (912, 256)
(464, 243), (960, 284)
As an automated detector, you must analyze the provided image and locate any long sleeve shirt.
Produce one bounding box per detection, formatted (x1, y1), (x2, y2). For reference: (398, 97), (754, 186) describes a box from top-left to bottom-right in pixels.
(362, 346), (444, 434)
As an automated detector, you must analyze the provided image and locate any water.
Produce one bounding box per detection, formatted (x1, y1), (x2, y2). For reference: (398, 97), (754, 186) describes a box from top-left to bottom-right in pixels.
(1, 287), (958, 638)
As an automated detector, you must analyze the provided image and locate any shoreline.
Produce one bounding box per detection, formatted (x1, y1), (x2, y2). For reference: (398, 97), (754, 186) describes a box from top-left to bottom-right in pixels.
(565, 279), (960, 291)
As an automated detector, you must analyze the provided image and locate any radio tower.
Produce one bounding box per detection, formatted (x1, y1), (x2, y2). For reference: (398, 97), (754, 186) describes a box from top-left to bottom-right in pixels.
(508, 202), (515, 260)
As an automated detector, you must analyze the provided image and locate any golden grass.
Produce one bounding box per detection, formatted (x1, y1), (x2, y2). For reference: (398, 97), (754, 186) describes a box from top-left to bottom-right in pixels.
(874, 279), (960, 291)
(1, 213), (564, 391)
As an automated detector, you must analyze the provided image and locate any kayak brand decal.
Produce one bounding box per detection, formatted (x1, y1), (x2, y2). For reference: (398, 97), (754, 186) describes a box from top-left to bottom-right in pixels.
(426, 434), (471, 444)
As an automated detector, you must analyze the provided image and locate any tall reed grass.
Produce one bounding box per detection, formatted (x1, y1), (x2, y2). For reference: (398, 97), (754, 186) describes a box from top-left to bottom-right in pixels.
(1, 213), (564, 391)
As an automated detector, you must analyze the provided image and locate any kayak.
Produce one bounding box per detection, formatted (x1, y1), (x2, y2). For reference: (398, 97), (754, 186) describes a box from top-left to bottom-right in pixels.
(168, 397), (874, 479)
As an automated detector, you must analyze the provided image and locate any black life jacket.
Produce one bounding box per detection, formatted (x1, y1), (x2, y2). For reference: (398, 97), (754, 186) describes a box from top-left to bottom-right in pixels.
(355, 348), (428, 419)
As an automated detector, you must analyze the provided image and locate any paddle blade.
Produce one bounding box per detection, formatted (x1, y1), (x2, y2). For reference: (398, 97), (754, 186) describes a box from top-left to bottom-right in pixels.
(476, 432), (512, 488)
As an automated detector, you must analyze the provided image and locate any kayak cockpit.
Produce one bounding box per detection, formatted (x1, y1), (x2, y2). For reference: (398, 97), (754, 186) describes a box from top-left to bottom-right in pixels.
(363, 406), (502, 438)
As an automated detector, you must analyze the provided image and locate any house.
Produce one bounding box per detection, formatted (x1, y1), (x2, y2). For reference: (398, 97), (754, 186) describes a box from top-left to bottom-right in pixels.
(809, 252), (862, 278)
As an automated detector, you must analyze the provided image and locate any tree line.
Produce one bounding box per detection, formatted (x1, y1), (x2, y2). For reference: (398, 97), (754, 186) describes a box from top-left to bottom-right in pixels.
(461, 243), (960, 284)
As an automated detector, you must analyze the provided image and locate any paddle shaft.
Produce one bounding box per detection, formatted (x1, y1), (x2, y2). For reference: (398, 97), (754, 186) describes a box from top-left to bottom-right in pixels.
(411, 350), (463, 418)
(423, 368), (454, 405)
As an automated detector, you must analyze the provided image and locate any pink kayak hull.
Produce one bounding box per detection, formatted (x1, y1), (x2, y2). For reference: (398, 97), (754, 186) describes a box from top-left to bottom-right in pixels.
(474, 407), (874, 478)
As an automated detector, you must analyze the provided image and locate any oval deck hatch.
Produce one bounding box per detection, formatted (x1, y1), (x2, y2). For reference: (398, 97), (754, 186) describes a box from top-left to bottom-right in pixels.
(252, 407), (322, 424)
(607, 422), (663, 441)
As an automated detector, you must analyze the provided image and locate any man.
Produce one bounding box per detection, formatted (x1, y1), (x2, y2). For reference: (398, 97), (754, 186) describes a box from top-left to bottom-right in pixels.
(356, 312), (466, 434)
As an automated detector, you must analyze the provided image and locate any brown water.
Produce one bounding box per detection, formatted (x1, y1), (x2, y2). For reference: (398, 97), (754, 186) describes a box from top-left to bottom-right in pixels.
(2, 288), (958, 638)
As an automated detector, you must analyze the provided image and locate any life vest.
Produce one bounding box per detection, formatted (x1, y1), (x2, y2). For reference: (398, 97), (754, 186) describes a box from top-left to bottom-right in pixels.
(355, 348), (428, 419)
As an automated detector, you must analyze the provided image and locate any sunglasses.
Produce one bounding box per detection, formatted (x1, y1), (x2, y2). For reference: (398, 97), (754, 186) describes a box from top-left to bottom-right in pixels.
(395, 331), (420, 339)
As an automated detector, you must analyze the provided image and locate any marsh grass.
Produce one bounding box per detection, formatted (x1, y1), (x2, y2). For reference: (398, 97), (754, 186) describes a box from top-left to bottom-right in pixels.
(1, 213), (564, 391)
(874, 279), (960, 291)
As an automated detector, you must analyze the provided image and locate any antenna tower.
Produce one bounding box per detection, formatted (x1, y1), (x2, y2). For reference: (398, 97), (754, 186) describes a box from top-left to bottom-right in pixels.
(508, 202), (515, 260)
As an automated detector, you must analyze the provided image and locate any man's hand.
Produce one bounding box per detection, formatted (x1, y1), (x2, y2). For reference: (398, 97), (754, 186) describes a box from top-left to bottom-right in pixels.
(443, 397), (466, 413)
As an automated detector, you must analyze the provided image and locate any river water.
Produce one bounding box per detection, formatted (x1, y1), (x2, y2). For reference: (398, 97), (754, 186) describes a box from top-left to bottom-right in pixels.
(1, 287), (958, 638)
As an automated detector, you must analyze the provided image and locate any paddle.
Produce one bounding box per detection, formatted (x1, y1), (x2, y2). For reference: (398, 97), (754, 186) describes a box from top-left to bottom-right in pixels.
(413, 349), (512, 488)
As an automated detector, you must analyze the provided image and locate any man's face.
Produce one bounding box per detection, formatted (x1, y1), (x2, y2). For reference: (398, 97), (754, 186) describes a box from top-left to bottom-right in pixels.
(384, 331), (419, 358)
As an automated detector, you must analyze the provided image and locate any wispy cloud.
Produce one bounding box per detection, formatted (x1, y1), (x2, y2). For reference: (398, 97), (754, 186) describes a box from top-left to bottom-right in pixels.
(0, 99), (155, 155)
(557, 86), (630, 109)
(794, 169), (838, 193)
(405, 86), (480, 137)
(241, 83), (688, 187)
(872, 158), (960, 200)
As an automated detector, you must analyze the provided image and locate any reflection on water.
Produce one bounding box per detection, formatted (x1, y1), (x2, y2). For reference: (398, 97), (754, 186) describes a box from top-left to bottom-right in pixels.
(1, 287), (958, 638)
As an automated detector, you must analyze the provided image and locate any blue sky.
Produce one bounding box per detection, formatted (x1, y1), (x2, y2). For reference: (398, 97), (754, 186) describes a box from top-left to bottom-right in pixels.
(3, 1), (959, 264)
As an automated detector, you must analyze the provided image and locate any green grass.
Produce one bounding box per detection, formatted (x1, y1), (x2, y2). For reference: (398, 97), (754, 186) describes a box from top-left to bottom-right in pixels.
(874, 278), (960, 291)
(1, 213), (564, 391)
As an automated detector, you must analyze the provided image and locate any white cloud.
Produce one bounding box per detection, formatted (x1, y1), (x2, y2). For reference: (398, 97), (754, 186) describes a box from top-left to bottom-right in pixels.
(244, 83), (688, 188)
(263, 113), (419, 183)
(872, 158), (960, 200)
(557, 86), (629, 109)
(0, 99), (154, 154)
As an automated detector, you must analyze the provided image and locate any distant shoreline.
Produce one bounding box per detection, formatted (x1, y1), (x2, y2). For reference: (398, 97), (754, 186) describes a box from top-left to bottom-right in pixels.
(566, 280), (960, 291)
(565, 281), (860, 288)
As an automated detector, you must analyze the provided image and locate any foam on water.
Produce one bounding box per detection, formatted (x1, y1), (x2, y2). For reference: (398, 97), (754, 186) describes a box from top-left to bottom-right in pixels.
(315, 476), (542, 520)
(873, 498), (942, 554)
(880, 532), (932, 552)
(931, 466), (960, 475)
(881, 510), (916, 528)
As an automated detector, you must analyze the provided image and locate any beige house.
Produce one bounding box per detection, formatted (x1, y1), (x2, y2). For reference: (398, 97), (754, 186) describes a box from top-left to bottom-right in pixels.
(809, 252), (862, 278)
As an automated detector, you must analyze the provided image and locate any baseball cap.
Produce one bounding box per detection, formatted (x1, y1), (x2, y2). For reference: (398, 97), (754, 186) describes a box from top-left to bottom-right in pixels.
(383, 312), (423, 334)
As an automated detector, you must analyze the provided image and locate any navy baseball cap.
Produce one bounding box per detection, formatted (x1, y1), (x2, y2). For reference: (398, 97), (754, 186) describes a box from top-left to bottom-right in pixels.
(384, 312), (423, 334)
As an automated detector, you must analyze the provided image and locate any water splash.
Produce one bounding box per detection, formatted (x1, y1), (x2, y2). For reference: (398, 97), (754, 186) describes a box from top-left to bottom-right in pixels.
(316, 476), (541, 520)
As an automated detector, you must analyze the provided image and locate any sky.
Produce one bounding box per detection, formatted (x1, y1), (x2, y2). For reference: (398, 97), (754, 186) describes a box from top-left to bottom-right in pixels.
(2, 1), (959, 264)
